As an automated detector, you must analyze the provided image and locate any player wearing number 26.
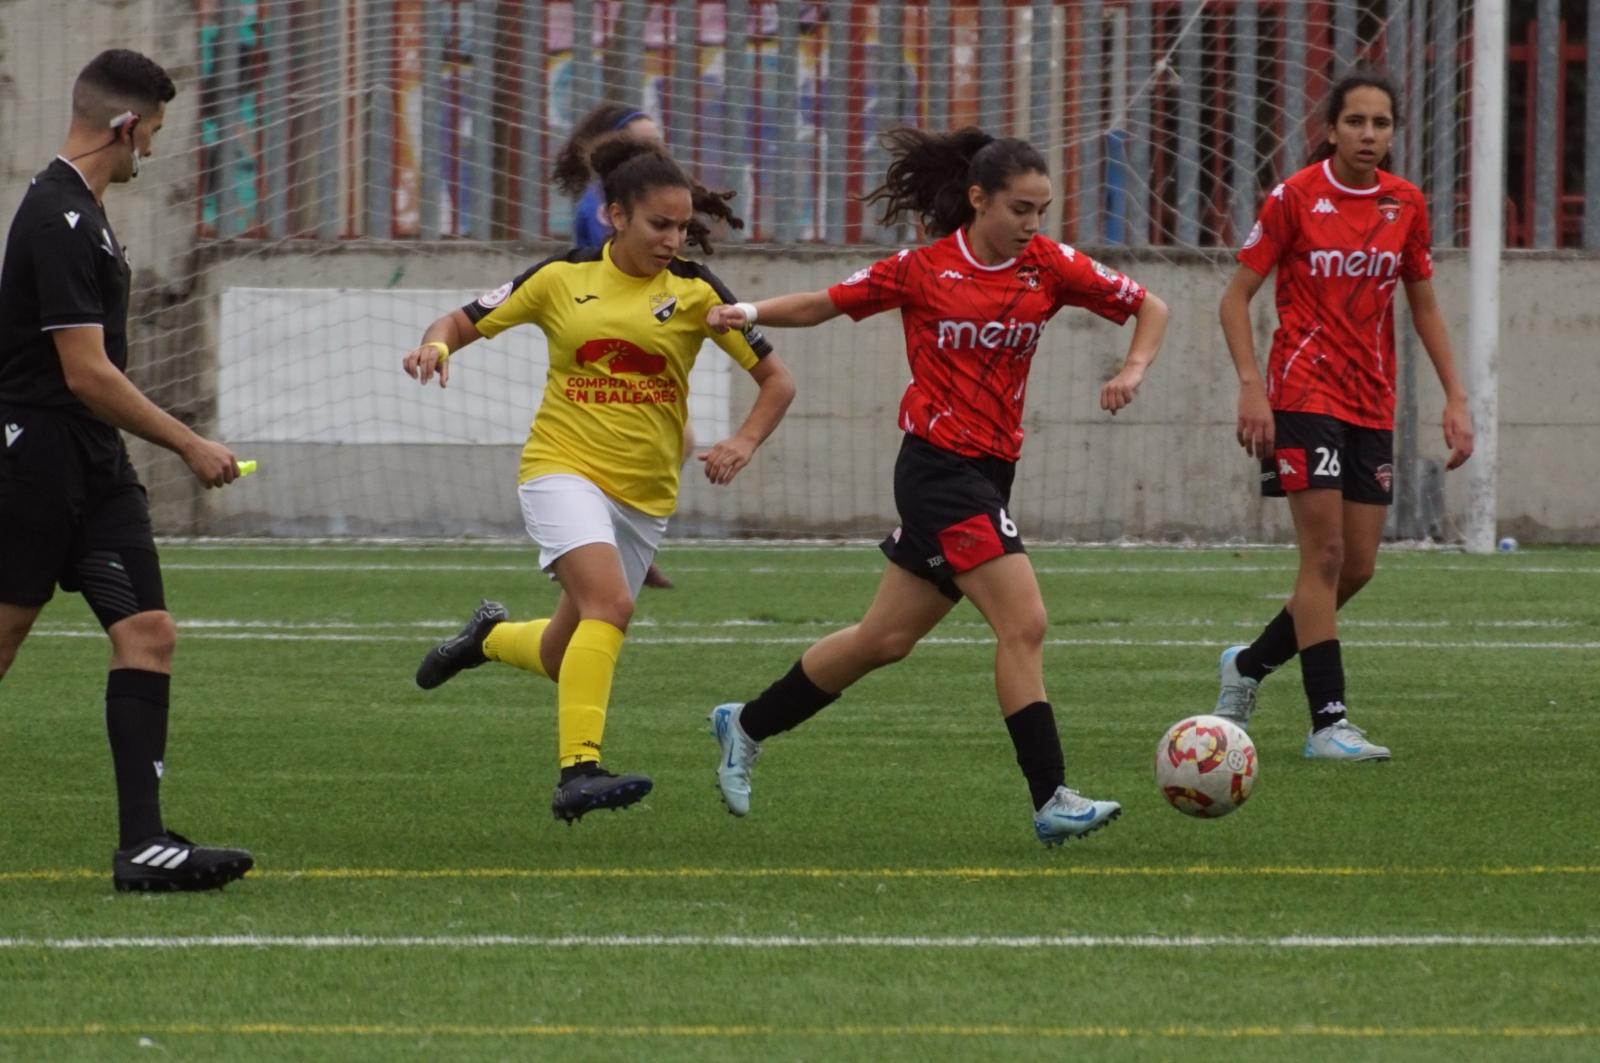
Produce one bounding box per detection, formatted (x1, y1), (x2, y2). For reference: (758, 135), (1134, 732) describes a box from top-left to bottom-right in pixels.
(703, 128), (1169, 846)
(1214, 70), (1475, 761)
(401, 139), (794, 823)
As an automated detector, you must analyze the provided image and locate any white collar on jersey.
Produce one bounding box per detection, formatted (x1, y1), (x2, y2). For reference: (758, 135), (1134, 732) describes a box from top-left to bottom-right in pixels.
(54, 155), (97, 196)
(955, 227), (1018, 272)
(1321, 158), (1382, 196)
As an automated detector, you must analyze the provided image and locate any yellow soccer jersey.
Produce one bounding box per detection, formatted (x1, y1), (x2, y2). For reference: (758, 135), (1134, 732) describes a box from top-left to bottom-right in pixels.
(462, 243), (773, 516)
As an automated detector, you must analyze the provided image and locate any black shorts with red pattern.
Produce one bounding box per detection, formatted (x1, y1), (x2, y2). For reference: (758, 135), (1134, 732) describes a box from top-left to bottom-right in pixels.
(1261, 411), (1394, 505)
(880, 433), (1026, 602)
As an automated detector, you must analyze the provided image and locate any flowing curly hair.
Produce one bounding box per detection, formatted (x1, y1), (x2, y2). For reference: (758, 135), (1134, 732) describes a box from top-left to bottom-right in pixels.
(861, 127), (1048, 237)
(588, 137), (743, 256)
(551, 102), (653, 198)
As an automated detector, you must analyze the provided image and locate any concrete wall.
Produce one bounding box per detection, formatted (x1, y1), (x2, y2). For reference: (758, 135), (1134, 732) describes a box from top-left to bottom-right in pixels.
(173, 246), (1598, 543)
(3, 2), (1595, 542)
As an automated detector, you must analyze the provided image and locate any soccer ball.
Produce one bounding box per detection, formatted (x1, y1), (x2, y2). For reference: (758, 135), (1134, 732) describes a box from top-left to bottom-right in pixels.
(1154, 714), (1258, 818)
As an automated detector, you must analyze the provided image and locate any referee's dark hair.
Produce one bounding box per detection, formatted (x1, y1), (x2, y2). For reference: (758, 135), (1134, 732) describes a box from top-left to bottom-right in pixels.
(72, 49), (177, 124)
(864, 127), (1048, 238)
(590, 137), (744, 256)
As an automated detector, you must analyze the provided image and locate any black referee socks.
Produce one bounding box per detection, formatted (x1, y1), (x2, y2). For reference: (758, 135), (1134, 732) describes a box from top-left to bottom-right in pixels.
(105, 668), (170, 848)
(739, 660), (840, 742)
(1005, 701), (1065, 811)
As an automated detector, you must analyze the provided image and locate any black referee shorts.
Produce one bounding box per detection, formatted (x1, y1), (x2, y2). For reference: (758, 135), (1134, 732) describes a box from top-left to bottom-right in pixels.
(880, 433), (1026, 602)
(0, 407), (166, 628)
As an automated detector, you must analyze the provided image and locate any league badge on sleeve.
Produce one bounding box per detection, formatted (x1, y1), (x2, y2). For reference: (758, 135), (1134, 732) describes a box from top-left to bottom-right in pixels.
(477, 281), (513, 308)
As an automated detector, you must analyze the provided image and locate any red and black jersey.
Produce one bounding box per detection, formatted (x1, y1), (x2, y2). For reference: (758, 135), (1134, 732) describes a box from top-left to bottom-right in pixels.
(1238, 160), (1433, 430)
(827, 229), (1145, 462)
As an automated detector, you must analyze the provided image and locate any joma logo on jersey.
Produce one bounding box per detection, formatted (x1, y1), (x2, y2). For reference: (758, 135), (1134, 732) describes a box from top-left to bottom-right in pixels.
(1307, 248), (1402, 279)
(936, 318), (1043, 352)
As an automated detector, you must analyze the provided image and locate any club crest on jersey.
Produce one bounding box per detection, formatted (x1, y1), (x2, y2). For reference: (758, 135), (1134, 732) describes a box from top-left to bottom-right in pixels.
(649, 293), (678, 323)
(1377, 195), (1401, 223)
(477, 281), (513, 308)
(1016, 265), (1040, 290)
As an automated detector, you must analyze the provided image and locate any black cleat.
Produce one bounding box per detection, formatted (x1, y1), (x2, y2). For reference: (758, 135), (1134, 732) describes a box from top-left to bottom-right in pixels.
(551, 766), (654, 823)
(416, 599), (508, 689)
(113, 831), (254, 893)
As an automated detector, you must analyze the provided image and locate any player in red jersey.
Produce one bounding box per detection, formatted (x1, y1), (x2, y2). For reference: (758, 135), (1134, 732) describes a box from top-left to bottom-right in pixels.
(1214, 70), (1474, 760)
(702, 128), (1169, 845)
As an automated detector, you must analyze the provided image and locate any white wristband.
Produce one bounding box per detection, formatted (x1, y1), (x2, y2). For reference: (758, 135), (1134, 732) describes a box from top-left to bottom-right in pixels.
(733, 301), (759, 327)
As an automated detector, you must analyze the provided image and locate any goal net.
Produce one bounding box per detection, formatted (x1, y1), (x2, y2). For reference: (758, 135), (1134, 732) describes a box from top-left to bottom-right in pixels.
(0, 0), (1479, 542)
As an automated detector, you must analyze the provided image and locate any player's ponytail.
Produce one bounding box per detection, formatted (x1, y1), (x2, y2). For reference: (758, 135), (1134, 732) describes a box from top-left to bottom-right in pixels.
(862, 127), (1048, 238)
(590, 137), (744, 255)
(551, 101), (650, 198)
(1309, 69), (1400, 171)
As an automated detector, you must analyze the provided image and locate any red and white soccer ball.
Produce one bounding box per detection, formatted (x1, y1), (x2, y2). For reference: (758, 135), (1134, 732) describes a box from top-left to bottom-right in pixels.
(1154, 714), (1258, 818)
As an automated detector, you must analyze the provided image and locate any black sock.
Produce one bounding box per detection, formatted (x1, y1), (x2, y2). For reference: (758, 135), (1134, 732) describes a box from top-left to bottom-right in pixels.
(739, 660), (839, 742)
(105, 668), (170, 849)
(1004, 701), (1065, 811)
(1236, 609), (1299, 681)
(559, 761), (604, 785)
(1299, 639), (1348, 731)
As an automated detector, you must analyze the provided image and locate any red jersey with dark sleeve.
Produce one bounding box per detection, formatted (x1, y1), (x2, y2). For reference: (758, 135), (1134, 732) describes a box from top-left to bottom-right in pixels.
(827, 229), (1145, 461)
(1237, 160), (1432, 430)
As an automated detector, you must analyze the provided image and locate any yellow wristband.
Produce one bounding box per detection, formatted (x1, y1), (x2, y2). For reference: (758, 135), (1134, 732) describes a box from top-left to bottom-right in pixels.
(424, 340), (451, 361)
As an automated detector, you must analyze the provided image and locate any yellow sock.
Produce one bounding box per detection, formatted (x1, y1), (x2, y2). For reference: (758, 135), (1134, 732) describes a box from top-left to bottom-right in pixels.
(557, 619), (624, 768)
(483, 619), (551, 679)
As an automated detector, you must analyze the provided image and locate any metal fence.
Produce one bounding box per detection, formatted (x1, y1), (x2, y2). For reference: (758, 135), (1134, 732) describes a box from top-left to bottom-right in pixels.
(193, 1), (1589, 250)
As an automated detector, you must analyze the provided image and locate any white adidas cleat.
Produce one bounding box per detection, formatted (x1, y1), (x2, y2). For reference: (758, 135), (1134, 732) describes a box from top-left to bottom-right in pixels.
(1033, 786), (1122, 847)
(709, 702), (761, 816)
(1213, 644), (1260, 730)
(1304, 718), (1391, 761)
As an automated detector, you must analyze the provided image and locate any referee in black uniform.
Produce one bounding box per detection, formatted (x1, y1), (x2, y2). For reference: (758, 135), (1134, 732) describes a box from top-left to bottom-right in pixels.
(0, 50), (252, 891)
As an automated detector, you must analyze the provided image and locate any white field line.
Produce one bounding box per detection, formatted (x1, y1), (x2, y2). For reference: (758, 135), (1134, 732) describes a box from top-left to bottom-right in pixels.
(2, 933), (1598, 952)
(148, 616), (1596, 631)
(160, 560), (1600, 576)
(26, 628), (1600, 650)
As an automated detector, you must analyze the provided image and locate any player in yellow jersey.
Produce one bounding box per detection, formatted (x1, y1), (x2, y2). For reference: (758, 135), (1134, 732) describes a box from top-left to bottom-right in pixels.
(401, 139), (795, 823)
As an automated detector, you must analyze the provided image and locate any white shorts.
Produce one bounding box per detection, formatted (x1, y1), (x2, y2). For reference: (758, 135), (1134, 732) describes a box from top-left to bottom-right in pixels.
(517, 474), (668, 599)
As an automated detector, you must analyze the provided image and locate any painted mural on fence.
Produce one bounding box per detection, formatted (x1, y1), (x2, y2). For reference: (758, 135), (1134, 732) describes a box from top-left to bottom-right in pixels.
(193, 1), (927, 241)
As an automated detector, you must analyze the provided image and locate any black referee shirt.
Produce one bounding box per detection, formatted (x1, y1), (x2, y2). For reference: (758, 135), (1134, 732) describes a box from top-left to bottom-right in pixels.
(0, 157), (132, 465)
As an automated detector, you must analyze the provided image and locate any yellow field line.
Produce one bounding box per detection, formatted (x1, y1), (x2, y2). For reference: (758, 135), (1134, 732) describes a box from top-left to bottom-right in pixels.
(0, 1022), (1594, 1040)
(4, 864), (1600, 884)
